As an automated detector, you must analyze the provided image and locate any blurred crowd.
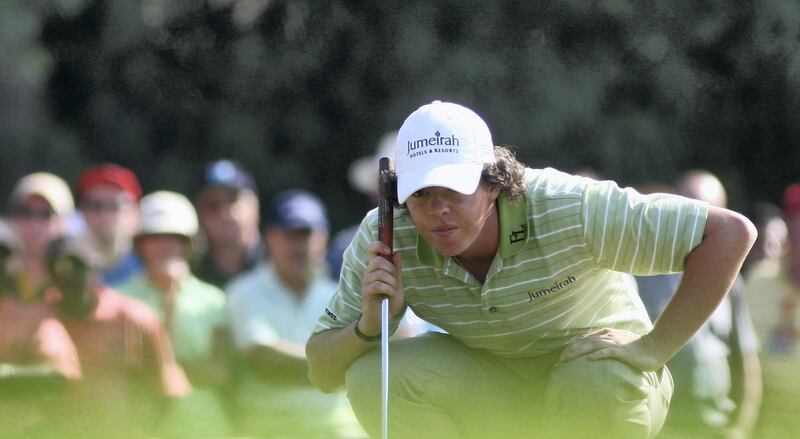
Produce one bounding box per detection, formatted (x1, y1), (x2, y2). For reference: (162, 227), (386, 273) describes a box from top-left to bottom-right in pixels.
(0, 133), (798, 439)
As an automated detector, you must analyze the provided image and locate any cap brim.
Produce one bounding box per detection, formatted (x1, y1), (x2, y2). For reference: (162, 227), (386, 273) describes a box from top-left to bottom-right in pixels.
(397, 163), (483, 204)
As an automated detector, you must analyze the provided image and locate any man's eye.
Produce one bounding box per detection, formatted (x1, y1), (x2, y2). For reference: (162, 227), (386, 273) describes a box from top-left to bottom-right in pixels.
(412, 189), (427, 198)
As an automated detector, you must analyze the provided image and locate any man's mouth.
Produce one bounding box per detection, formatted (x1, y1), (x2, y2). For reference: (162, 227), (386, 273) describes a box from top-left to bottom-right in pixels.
(432, 225), (457, 238)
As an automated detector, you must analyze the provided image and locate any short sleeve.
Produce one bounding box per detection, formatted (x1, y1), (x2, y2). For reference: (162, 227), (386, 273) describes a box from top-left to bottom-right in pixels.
(582, 181), (709, 275)
(314, 213), (377, 333)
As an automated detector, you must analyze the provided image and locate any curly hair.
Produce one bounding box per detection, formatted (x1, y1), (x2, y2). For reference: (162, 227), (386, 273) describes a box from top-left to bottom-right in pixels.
(480, 145), (527, 201)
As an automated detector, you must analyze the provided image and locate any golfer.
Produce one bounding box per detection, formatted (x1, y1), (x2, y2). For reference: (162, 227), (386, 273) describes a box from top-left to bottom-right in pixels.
(306, 101), (756, 439)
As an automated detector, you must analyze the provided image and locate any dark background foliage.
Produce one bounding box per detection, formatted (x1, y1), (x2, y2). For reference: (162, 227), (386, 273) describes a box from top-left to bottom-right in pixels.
(2, 0), (799, 231)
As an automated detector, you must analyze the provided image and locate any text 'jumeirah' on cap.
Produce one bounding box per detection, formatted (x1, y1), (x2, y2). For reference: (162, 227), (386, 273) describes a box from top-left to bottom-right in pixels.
(394, 100), (496, 204)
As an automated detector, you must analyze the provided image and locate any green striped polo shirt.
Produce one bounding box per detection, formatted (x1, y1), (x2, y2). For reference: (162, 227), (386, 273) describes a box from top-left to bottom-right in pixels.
(315, 167), (709, 358)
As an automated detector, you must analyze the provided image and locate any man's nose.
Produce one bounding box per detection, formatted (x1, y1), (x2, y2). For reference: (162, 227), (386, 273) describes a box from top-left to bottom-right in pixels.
(429, 193), (450, 215)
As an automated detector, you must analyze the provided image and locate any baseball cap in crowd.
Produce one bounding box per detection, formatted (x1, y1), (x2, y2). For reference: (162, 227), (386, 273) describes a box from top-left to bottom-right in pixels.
(348, 131), (397, 196)
(395, 100), (496, 204)
(137, 191), (199, 238)
(9, 172), (74, 217)
(76, 164), (142, 201)
(199, 160), (256, 192)
(783, 183), (800, 218)
(46, 235), (103, 270)
(266, 190), (328, 232)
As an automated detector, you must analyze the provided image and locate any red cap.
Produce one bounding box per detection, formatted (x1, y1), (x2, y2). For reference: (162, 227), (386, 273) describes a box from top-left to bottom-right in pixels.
(783, 183), (800, 218)
(77, 164), (142, 201)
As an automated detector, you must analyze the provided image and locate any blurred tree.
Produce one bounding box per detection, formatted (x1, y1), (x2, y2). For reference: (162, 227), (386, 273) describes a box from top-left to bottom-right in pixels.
(0, 0), (797, 230)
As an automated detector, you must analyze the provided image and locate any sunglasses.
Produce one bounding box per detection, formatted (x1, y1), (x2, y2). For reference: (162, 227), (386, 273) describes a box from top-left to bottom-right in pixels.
(82, 198), (125, 213)
(12, 207), (55, 220)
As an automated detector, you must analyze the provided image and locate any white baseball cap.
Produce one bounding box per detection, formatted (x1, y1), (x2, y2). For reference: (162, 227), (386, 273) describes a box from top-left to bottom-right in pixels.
(137, 191), (199, 238)
(10, 172), (75, 217)
(395, 101), (495, 204)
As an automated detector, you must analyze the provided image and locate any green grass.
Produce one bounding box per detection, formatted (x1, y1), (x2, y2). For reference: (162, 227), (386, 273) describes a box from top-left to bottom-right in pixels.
(752, 355), (800, 439)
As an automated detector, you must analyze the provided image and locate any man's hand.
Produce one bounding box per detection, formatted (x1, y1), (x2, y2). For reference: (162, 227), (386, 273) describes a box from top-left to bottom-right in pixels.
(359, 242), (404, 336)
(557, 328), (668, 372)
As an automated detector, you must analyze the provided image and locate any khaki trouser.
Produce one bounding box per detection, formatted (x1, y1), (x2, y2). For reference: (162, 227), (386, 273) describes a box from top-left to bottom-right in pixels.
(346, 332), (672, 439)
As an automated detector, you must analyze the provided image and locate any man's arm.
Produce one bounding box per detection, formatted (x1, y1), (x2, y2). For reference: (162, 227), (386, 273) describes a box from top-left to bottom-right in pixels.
(182, 327), (232, 387)
(143, 319), (191, 398)
(245, 339), (310, 385)
(34, 318), (82, 380)
(307, 243), (405, 393)
(645, 207), (757, 365)
(560, 206), (757, 370)
(727, 350), (761, 439)
(725, 279), (763, 439)
(306, 321), (381, 392)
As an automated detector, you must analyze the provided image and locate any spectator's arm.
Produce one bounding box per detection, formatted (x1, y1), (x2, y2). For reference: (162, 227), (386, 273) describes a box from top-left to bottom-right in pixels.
(727, 351), (761, 439)
(182, 327), (233, 388)
(34, 318), (81, 380)
(726, 280), (762, 439)
(246, 339), (309, 385)
(144, 320), (191, 398)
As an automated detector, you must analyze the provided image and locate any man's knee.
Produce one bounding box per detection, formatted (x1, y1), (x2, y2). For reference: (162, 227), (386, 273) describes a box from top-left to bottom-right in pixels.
(548, 357), (647, 402)
(544, 357), (670, 439)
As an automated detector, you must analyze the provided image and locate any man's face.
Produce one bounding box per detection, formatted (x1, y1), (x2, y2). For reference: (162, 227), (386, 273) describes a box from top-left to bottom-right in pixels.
(80, 185), (138, 242)
(50, 255), (94, 319)
(405, 184), (500, 258)
(136, 234), (189, 274)
(10, 195), (62, 254)
(266, 228), (327, 285)
(196, 187), (259, 245)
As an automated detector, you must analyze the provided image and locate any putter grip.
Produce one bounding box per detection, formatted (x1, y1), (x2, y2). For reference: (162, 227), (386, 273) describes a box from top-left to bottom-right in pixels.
(378, 157), (395, 258)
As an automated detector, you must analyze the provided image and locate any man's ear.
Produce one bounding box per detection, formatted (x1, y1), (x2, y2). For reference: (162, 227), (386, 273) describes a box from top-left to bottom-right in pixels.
(488, 184), (501, 201)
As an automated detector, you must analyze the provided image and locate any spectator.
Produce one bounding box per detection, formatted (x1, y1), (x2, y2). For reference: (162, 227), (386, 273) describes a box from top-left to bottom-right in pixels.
(744, 201), (788, 270)
(636, 170), (761, 439)
(226, 189), (363, 438)
(46, 236), (190, 438)
(75, 164), (143, 287)
(746, 184), (800, 354)
(0, 223), (80, 439)
(7, 172), (74, 302)
(194, 159), (263, 288)
(327, 131), (397, 280)
(119, 190), (233, 437)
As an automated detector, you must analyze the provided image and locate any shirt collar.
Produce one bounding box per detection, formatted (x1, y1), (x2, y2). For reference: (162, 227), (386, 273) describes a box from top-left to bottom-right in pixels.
(415, 193), (530, 267)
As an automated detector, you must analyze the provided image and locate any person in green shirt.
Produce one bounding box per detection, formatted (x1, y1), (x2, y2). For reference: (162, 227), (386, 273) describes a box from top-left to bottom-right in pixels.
(306, 101), (757, 439)
(119, 190), (233, 438)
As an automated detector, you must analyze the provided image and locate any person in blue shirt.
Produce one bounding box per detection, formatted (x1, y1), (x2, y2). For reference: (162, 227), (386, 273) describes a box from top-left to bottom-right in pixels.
(75, 164), (144, 287)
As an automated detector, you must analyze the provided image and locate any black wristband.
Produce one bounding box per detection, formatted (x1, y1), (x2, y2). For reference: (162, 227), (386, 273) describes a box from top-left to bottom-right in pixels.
(354, 314), (380, 342)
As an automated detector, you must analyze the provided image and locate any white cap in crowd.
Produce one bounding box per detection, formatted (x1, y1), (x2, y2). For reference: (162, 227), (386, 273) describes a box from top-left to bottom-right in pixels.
(348, 131), (397, 196)
(137, 191), (199, 238)
(10, 172), (75, 217)
(395, 100), (496, 204)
